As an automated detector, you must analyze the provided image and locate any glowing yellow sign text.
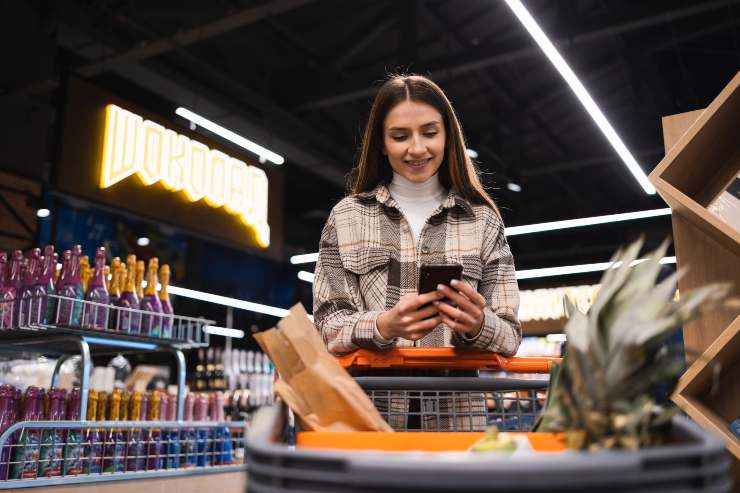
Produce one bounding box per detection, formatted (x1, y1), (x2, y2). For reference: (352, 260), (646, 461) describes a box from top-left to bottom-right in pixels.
(100, 104), (270, 247)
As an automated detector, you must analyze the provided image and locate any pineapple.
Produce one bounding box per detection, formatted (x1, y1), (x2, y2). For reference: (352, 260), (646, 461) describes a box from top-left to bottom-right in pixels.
(534, 238), (732, 450)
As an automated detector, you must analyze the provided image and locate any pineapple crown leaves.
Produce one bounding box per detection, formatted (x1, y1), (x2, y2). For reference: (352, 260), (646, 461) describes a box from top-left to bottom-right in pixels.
(544, 237), (732, 443)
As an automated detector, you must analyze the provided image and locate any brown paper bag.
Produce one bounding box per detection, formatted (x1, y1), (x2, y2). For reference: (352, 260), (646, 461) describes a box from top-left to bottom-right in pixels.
(254, 303), (392, 432)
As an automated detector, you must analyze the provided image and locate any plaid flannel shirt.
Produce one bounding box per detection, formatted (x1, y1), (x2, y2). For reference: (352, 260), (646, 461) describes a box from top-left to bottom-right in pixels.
(313, 183), (521, 356)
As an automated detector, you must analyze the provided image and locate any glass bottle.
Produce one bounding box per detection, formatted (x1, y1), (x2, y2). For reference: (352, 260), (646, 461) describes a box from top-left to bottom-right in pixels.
(83, 247), (110, 330)
(62, 388), (83, 476)
(210, 392), (233, 465)
(33, 246), (56, 325)
(79, 255), (91, 294)
(10, 386), (45, 479)
(140, 258), (162, 337)
(118, 255), (140, 334)
(19, 248), (41, 325)
(158, 264), (173, 338)
(126, 391), (146, 472)
(135, 260), (145, 300)
(181, 393), (197, 468)
(146, 391), (163, 470)
(194, 393), (211, 467)
(0, 384), (18, 480)
(56, 245), (84, 325)
(83, 390), (102, 474)
(103, 390), (125, 473)
(38, 387), (66, 477)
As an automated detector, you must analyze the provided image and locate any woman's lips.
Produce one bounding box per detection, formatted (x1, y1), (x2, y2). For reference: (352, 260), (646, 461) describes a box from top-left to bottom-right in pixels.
(405, 158), (432, 168)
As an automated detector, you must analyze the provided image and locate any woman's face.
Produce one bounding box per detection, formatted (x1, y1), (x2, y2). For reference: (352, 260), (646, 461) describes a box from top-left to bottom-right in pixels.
(383, 100), (446, 183)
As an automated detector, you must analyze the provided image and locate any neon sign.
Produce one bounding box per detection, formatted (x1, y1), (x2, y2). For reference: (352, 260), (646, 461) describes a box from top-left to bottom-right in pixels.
(100, 104), (270, 247)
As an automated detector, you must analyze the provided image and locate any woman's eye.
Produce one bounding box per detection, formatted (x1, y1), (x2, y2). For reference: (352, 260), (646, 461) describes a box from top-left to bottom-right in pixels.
(391, 135), (406, 141)
(424, 132), (438, 138)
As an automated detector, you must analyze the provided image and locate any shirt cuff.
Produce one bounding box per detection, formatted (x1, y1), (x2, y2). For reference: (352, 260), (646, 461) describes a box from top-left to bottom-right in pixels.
(351, 310), (394, 349)
(373, 314), (395, 347)
(452, 309), (494, 349)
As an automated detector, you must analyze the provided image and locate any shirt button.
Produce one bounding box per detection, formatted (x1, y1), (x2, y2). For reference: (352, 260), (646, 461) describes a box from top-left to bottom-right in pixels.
(421, 246), (430, 254)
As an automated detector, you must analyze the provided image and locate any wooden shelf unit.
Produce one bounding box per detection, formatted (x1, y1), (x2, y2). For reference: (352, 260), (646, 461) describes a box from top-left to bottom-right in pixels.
(649, 71), (740, 476)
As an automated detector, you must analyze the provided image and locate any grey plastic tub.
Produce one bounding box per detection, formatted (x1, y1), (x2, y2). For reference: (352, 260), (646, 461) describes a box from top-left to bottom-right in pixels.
(245, 404), (731, 493)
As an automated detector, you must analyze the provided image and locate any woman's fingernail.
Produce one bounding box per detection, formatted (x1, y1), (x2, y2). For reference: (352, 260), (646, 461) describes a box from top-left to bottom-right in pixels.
(437, 284), (445, 291)
(450, 279), (459, 286)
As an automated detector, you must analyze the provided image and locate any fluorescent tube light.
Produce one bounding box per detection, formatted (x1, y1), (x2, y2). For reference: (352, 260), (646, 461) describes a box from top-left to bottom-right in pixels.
(204, 325), (245, 338)
(503, 0), (655, 195)
(289, 208), (673, 264)
(175, 107), (285, 165)
(168, 284), (289, 318)
(515, 256), (676, 280)
(505, 208), (671, 236)
(297, 271), (315, 283)
(290, 252), (320, 264)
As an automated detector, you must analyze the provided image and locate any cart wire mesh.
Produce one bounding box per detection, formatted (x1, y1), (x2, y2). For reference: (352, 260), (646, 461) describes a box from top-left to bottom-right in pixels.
(355, 376), (548, 432)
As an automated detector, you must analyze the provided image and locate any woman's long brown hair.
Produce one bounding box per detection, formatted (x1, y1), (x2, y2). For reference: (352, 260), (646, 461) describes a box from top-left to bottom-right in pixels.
(350, 74), (500, 217)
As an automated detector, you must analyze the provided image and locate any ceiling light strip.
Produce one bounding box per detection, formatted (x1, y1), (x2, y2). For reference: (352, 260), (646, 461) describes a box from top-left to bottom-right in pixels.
(175, 107), (285, 165)
(503, 0), (656, 195)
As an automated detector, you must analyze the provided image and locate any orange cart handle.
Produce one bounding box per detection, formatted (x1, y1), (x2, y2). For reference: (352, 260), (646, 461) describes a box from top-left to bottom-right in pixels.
(335, 347), (559, 373)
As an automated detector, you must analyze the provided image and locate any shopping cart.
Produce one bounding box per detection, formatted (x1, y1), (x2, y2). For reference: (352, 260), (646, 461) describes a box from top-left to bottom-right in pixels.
(245, 348), (731, 493)
(336, 348), (554, 432)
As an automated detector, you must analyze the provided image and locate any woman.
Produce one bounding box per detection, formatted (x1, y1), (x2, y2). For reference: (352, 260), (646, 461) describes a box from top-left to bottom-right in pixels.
(314, 74), (521, 359)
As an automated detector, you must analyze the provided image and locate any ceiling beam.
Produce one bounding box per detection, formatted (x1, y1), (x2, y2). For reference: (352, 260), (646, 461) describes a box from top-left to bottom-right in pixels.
(296, 0), (740, 111)
(76, 0), (314, 78)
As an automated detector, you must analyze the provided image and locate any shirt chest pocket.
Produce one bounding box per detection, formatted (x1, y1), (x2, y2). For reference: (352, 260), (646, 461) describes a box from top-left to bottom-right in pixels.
(447, 254), (483, 289)
(340, 247), (391, 309)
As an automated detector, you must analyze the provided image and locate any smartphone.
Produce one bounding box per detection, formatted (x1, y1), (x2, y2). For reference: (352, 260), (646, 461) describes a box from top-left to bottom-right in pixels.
(418, 263), (463, 295)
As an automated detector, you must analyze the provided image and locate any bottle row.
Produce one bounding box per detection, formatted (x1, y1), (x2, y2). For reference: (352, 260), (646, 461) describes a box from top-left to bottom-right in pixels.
(192, 348), (274, 399)
(0, 245), (174, 337)
(0, 384), (236, 480)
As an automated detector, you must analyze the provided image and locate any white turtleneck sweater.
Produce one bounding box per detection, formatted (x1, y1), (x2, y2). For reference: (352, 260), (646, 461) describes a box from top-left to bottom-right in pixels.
(388, 172), (447, 245)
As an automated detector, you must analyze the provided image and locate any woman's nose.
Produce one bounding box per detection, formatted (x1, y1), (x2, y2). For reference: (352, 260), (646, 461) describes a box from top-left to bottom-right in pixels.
(408, 135), (426, 155)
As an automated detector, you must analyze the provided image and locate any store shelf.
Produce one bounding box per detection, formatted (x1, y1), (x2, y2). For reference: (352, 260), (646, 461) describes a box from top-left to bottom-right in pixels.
(1, 293), (211, 350)
(673, 315), (740, 460)
(521, 318), (565, 336)
(650, 69), (740, 484)
(649, 70), (740, 361)
(0, 420), (247, 489)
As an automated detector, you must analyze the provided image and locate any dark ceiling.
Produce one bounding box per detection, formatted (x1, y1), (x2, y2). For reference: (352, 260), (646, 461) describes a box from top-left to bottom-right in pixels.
(2, 0), (740, 286)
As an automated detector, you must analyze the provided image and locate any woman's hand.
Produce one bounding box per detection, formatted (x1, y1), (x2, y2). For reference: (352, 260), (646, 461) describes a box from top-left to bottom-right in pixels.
(434, 279), (487, 338)
(376, 291), (444, 341)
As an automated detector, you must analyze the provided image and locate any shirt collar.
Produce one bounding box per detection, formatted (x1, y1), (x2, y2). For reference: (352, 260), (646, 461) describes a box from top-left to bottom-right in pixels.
(358, 183), (475, 216)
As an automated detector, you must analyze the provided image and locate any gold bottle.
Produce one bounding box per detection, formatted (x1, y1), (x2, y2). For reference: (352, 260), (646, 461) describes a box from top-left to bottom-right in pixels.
(80, 255), (91, 292)
(135, 260), (145, 299)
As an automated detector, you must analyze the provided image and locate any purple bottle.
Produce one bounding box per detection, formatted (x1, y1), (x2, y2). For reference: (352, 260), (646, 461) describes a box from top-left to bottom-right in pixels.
(83, 247), (109, 330)
(1, 251), (23, 329)
(10, 386), (45, 479)
(0, 384), (18, 480)
(19, 249), (41, 326)
(56, 246), (84, 326)
(118, 255), (140, 334)
(140, 258), (162, 337)
(0, 252), (10, 330)
(32, 246), (56, 325)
